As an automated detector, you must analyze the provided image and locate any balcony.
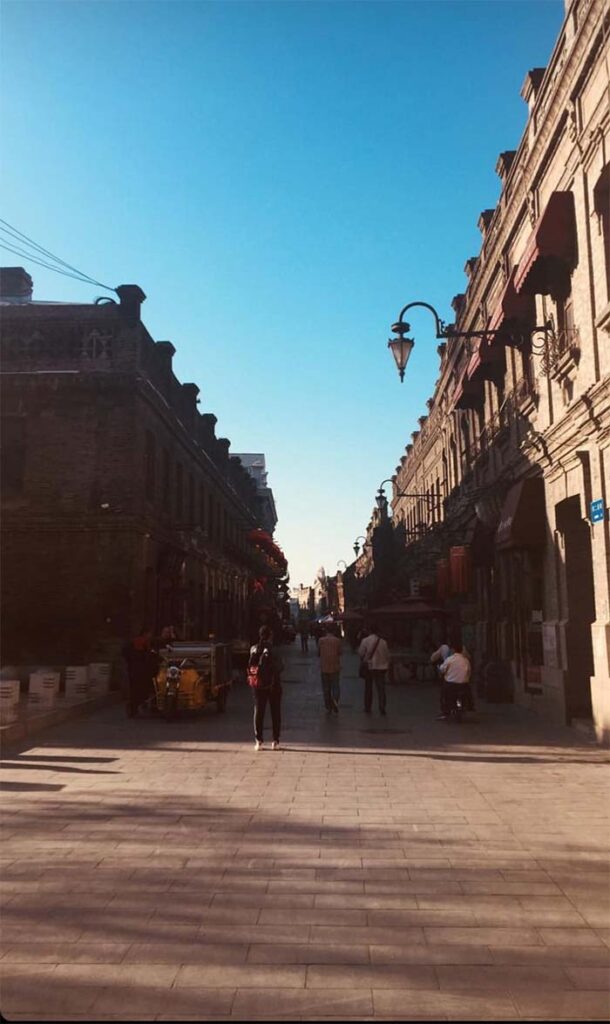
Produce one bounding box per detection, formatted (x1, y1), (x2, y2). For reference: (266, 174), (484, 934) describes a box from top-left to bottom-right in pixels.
(542, 327), (580, 382)
(514, 374), (539, 413)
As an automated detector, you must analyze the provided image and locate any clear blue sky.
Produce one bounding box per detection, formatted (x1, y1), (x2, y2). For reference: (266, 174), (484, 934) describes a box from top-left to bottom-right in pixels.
(1, 0), (563, 588)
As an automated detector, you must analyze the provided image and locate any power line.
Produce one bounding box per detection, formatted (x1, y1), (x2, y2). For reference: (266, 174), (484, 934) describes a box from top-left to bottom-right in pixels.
(0, 240), (113, 288)
(0, 218), (115, 292)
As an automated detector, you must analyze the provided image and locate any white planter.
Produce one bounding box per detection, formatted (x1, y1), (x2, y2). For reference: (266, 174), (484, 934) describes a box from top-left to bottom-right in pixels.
(28, 671), (60, 709)
(65, 666), (89, 702)
(88, 663), (111, 696)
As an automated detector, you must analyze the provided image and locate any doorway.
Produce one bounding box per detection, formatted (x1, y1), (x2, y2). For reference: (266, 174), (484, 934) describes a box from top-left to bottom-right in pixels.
(556, 495), (595, 720)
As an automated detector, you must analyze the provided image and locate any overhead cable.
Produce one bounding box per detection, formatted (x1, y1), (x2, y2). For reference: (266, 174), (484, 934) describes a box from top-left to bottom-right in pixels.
(0, 218), (115, 291)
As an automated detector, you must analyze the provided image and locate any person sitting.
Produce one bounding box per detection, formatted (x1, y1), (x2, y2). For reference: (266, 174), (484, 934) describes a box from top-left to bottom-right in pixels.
(437, 643), (472, 720)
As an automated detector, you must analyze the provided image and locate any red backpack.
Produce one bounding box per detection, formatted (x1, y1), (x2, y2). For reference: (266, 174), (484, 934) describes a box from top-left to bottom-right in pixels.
(247, 644), (273, 690)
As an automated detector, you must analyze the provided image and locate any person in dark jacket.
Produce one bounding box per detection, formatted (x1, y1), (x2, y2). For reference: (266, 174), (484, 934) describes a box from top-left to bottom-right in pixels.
(249, 625), (284, 751)
(122, 628), (155, 717)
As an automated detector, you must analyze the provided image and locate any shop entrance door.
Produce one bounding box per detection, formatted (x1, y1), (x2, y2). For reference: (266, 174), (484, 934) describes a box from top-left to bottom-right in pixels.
(556, 496), (595, 720)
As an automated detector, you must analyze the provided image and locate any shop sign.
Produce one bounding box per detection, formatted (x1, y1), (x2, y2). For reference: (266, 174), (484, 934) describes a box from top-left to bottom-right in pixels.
(591, 499), (606, 524)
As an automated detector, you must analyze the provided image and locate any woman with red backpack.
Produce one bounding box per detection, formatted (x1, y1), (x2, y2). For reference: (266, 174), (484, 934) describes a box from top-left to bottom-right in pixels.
(247, 625), (284, 751)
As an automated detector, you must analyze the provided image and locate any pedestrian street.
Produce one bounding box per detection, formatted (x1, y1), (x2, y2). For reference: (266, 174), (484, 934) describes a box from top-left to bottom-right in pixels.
(1, 645), (609, 1021)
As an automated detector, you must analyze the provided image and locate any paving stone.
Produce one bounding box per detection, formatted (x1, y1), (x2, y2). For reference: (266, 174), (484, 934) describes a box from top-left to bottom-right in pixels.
(247, 943), (370, 965)
(175, 963), (306, 987)
(306, 964), (437, 989)
(230, 988), (374, 1018)
(512, 990), (610, 1019)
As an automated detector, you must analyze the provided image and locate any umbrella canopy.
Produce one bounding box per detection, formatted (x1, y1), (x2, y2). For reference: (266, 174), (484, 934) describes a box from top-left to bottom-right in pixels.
(368, 601), (447, 618)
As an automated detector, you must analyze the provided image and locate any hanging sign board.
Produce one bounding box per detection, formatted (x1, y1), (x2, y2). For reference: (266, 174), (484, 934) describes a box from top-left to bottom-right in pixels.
(591, 499), (605, 524)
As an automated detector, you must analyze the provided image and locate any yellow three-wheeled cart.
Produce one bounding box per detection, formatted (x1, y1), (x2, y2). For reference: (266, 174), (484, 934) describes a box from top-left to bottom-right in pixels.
(154, 641), (230, 720)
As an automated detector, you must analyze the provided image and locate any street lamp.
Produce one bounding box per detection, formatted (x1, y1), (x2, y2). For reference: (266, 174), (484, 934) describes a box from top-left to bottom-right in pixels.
(353, 536), (369, 557)
(376, 478), (442, 514)
(387, 299), (555, 383)
(337, 560), (348, 572)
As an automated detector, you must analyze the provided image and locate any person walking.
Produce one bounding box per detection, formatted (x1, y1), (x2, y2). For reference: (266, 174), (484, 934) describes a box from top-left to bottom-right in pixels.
(318, 623), (342, 713)
(358, 624), (390, 715)
(437, 642), (472, 719)
(299, 622), (310, 653)
(248, 625), (284, 750)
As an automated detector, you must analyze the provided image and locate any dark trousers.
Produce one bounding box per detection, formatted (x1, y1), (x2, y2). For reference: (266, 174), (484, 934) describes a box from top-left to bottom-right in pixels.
(321, 672), (340, 709)
(364, 669), (387, 712)
(253, 685), (282, 742)
(300, 635), (309, 652)
(440, 681), (474, 714)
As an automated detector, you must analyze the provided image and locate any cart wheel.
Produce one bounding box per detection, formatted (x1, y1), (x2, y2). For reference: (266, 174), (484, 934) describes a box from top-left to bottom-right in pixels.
(216, 687), (227, 713)
(164, 693), (177, 721)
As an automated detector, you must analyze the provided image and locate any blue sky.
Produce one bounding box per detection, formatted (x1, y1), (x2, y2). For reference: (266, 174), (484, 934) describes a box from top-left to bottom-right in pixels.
(1, 0), (563, 587)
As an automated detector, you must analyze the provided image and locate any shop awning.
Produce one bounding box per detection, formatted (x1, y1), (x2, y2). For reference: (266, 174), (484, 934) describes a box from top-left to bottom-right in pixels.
(488, 267), (535, 333)
(495, 476), (546, 549)
(467, 337), (506, 384)
(514, 191), (576, 296)
(453, 376), (484, 411)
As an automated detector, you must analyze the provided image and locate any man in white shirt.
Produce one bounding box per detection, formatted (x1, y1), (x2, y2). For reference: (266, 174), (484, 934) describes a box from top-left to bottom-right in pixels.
(437, 643), (472, 720)
(358, 625), (390, 715)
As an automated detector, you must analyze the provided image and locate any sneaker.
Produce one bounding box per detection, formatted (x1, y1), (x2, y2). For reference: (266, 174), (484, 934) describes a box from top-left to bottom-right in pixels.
(331, 699), (339, 714)
(436, 714), (448, 721)
(255, 739), (264, 750)
(272, 740), (280, 750)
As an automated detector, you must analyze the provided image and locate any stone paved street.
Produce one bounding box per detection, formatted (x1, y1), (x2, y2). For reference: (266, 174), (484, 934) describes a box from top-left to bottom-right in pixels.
(1, 645), (610, 1021)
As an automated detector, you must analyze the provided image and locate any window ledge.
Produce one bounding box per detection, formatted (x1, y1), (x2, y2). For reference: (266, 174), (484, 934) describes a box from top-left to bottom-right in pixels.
(596, 301), (610, 334)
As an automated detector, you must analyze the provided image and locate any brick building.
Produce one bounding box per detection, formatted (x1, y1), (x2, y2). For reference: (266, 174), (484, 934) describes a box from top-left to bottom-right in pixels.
(357, 0), (610, 740)
(0, 269), (286, 666)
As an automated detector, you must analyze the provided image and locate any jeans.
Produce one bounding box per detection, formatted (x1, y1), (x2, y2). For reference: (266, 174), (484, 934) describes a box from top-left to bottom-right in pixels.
(253, 684), (282, 742)
(365, 669), (387, 712)
(321, 672), (340, 709)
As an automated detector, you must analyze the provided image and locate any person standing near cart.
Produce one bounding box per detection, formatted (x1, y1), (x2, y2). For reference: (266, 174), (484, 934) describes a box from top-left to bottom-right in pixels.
(248, 625), (284, 750)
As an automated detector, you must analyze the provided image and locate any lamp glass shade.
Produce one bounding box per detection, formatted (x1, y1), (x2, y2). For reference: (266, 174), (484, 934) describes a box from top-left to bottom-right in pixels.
(388, 336), (414, 380)
(353, 543), (359, 556)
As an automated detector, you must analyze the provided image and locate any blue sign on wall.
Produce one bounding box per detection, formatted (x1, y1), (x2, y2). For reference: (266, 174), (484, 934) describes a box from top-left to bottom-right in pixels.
(591, 499), (605, 524)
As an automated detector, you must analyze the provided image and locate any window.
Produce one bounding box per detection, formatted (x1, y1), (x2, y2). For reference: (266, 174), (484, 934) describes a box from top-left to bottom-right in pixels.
(145, 430), (156, 500)
(162, 449), (171, 511)
(199, 483), (206, 531)
(188, 473), (195, 525)
(1, 416), (26, 494)
(593, 164), (610, 301)
(176, 463), (183, 520)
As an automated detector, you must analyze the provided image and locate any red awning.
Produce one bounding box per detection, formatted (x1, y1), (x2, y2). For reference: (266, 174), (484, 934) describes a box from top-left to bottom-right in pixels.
(453, 376), (484, 411)
(467, 337), (506, 384)
(488, 267), (535, 332)
(495, 476), (546, 549)
(514, 191), (576, 295)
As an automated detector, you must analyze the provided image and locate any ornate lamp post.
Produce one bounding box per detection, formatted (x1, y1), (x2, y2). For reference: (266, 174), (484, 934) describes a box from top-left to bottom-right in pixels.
(337, 560), (348, 572)
(387, 300), (555, 383)
(353, 536), (369, 557)
(375, 478), (442, 515)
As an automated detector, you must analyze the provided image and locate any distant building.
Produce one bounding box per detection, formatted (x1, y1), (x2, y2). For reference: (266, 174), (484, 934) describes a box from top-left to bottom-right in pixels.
(0, 269), (286, 665)
(233, 453), (278, 536)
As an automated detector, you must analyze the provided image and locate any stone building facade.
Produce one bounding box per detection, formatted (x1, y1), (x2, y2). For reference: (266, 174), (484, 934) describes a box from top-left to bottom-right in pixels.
(380, 0), (610, 739)
(0, 269), (284, 665)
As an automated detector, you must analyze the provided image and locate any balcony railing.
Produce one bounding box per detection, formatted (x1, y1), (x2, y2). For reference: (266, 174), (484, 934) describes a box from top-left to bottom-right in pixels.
(541, 327), (580, 380)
